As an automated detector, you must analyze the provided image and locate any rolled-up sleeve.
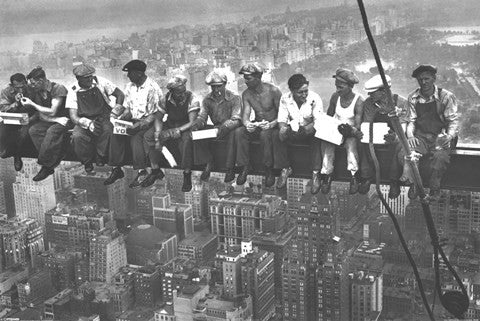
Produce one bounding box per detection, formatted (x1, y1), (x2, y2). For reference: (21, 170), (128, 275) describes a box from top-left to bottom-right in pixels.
(0, 87), (13, 111)
(277, 94), (290, 124)
(311, 92), (324, 123)
(442, 91), (459, 137)
(188, 93), (201, 113)
(230, 95), (242, 121)
(406, 94), (417, 123)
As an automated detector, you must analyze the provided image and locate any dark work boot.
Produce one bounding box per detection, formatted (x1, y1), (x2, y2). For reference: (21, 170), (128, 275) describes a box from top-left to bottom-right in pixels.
(13, 156), (23, 172)
(200, 162), (213, 182)
(182, 171), (192, 192)
(276, 167), (292, 189)
(311, 172), (321, 195)
(407, 184), (418, 200)
(141, 169), (165, 187)
(358, 178), (372, 195)
(104, 167), (124, 185)
(349, 173), (359, 195)
(264, 167), (275, 188)
(236, 165), (249, 186)
(84, 162), (94, 174)
(128, 169), (147, 188)
(33, 166), (54, 182)
(388, 180), (401, 199)
(224, 168), (235, 183)
(320, 174), (333, 194)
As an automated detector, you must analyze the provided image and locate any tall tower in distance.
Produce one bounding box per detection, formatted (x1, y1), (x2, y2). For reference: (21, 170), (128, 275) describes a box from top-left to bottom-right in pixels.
(13, 159), (56, 225)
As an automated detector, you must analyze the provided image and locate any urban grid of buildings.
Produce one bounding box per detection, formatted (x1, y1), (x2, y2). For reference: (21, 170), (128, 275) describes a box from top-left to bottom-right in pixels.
(0, 2), (479, 321)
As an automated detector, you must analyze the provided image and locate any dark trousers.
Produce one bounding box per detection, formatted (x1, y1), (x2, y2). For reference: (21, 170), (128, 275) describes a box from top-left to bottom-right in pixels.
(0, 123), (30, 158)
(109, 124), (150, 170)
(144, 123), (194, 170)
(359, 141), (401, 181)
(281, 129), (322, 171)
(72, 118), (112, 165)
(397, 130), (451, 187)
(236, 126), (286, 169)
(193, 125), (237, 169)
(29, 120), (70, 169)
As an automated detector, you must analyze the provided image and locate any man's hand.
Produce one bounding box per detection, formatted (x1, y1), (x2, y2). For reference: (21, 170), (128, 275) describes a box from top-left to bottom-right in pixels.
(170, 128), (182, 139)
(436, 134), (453, 149)
(384, 130), (397, 144)
(126, 123), (140, 136)
(88, 119), (102, 136)
(408, 137), (420, 149)
(258, 120), (271, 130)
(118, 108), (132, 121)
(14, 93), (23, 102)
(154, 131), (162, 150)
(56, 117), (70, 127)
(246, 122), (256, 133)
(338, 123), (353, 137)
(190, 119), (204, 131)
(217, 125), (229, 139)
(279, 125), (289, 142)
(20, 97), (34, 107)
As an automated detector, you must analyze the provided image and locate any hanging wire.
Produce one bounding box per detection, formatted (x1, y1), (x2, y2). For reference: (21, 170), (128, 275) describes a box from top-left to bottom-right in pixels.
(355, 0), (469, 319)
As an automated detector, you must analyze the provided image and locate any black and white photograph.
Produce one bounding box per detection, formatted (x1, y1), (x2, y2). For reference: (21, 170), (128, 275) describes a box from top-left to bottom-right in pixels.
(0, 0), (479, 320)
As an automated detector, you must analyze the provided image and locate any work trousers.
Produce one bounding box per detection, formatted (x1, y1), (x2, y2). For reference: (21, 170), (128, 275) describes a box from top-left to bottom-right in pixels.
(71, 118), (112, 165)
(359, 140), (402, 181)
(193, 125), (237, 169)
(29, 120), (71, 169)
(279, 127), (322, 171)
(144, 123), (194, 170)
(0, 123), (31, 158)
(399, 131), (451, 188)
(236, 126), (286, 169)
(109, 124), (151, 170)
(321, 137), (359, 175)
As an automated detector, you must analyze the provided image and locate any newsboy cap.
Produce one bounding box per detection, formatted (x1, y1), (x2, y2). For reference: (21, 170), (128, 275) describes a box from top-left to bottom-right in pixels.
(166, 75), (188, 90)
(122, 60), (147, 72)
(411, 64), (437, 78)
(364, 74), (392, 93)
(239, 63), (264, 75)
(205, 71), (227, 85)
(73, 63), (96, 77)
(333, 68), (359, 85)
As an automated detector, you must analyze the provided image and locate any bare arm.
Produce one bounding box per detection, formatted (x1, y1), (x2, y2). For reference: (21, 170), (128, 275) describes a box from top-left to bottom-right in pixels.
(353, 96), (364, 129)
(111, 87), (125, 106)
(22, 96), (65, 116)
(241, 91), (252, 125)
(178, 110), (199, 132)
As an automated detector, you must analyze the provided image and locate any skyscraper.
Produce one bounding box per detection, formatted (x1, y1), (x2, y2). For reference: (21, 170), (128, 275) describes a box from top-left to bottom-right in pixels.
(349, 271), (383, 321)
(210, 192), (285, 249)
(13, 159), (56, 225)
(380, 184), (409, 217)
(241, 247), (276, 321)
(44, 203), (115, 253)
(74, 172), (127, 220)
(152, 194), (193, 241)
(184, 182), (208, 220)
(0, 158), (17, 217)
(89, 228), (127, 283)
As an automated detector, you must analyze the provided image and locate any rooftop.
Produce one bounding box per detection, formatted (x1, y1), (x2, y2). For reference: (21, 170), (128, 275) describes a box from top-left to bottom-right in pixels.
(179, 231), (217, 247)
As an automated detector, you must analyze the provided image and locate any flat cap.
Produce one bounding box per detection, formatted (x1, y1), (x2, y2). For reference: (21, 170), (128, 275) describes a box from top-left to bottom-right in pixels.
(27, 66), (46, 80)
(73, 63), (96, 77)
(122, 59), (147, 72)
(239, 63), (264, 75)
(364, 74), (391, 93)
(333, 68), (359, 85)
(166, 75), (188, 90)
(411, 64), (437, 78)
(205, 71), (227, 85)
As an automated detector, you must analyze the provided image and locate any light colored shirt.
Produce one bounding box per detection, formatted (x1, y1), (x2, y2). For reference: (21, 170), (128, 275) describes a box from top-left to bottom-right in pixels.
(66, 76), (117, 109)
(407, 85), (459, 137)
(124, 77), (163, 120)
(278, 90), (323, 127)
